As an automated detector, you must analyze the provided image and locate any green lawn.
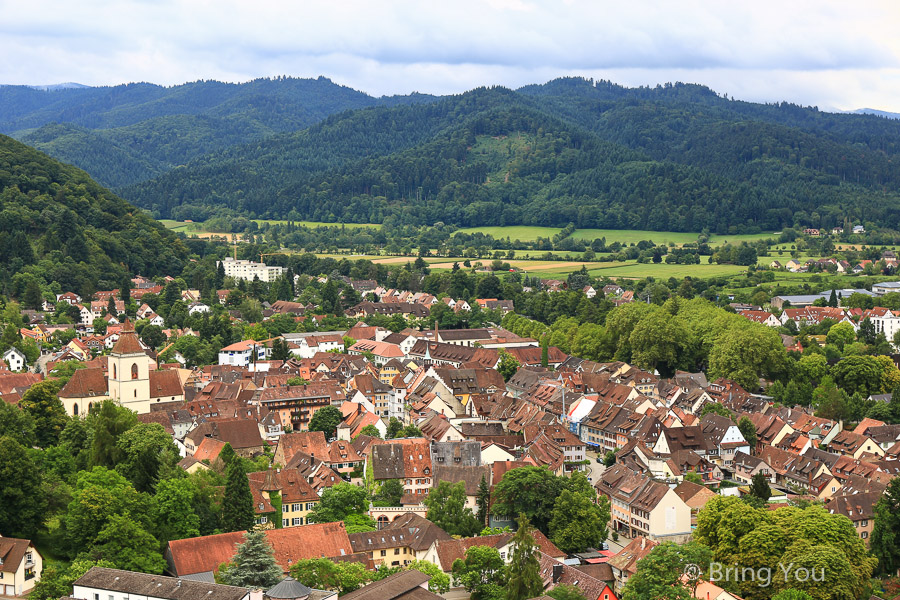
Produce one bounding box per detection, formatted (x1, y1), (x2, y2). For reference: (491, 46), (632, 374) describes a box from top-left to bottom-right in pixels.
(161, 219), (382, 235)
(584, 261), (748, 279)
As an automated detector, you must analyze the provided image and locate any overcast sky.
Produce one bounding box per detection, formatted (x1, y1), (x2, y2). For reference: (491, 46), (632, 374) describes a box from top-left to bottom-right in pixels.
(3, 0), (899, 112)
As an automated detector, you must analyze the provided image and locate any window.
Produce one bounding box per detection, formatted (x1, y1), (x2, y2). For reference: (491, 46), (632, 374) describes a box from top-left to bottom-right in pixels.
(283, 518), (289, 527)
(260, 516), (267, 524)
(113, 364), (117, 379)
(292, 503), (301, 512)
(380, 550), (386, 557)
(131, 363), (139, 379)
(292, 518), (301, 526)
(306, 503), (316, 510)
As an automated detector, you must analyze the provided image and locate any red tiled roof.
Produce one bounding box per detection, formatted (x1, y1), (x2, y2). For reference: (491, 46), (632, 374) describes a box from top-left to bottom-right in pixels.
(111, 320), (145, 355)
(167, 522), (354, 575)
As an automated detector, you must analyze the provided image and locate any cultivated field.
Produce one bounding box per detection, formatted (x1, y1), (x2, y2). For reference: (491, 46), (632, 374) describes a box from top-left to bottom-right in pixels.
(455, 226), (777, 246)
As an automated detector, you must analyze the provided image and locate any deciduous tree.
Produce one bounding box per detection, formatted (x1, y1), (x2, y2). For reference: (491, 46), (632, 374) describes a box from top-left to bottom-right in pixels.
(424, 481), (482, 537)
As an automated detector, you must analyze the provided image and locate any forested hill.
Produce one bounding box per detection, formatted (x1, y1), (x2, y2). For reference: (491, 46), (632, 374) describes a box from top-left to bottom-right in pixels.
(9, 76), (900, 233)
(0, 134), (188, 297)
(2, 77), (436, 188)
(119, 81), (900, 233)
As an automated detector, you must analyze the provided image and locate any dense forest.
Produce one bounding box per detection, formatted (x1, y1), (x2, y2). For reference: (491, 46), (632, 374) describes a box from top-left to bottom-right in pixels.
(2, 77), (435, 188)
(8, 76), (900, 232)
(0, 135), (189, 297)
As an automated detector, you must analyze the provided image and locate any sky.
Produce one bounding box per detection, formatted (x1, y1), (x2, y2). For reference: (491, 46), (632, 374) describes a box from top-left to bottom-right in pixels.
(2, 0), (900, 112)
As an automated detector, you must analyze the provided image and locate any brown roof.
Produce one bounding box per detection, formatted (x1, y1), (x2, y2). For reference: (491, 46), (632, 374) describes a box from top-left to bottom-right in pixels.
(349, 513), (452, 553)
(277, 431), (331, 463)
(338, 570), (436, 600)
(0, 537), (35, 573)
(58, 367), (108, 398)
(111, 320), (145, 354)
(187, 419), (265, 450)
(371, 439), (433, 480)
(607, 536), (658, 576)
(167, 522), (354, 575)
(672, 480), (718, 510)
(74, 567), (248, 600)
(432, 465), (491, 495)
(149, 369), (184, 399)
(0, 372), (43, 397)
(248, 468), (318, 504)
(193, 437), (226, 463)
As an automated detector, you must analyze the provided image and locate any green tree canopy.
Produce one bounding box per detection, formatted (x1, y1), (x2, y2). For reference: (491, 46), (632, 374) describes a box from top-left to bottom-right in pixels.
(307, 482), (370, 524)
(223, 458), (255, 532)
(88, 514), (166, 574)
(308, 405), (342, 439)
(451, 545), (506, 600)
(505, 515), (544, 600)
(491, 466), (564, 534)
(548, 488), (610, 554)
(219, 530), (284, 589)
(19, 380), (68, 447)
(423, 481), (482, 537)
(0, 435), (46, 538)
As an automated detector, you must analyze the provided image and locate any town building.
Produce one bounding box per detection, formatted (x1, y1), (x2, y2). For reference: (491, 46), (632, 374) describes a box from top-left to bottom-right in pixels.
(218, 257), (285, 283)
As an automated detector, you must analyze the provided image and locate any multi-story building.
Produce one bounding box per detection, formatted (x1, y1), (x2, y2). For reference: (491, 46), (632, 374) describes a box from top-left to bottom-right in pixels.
(218, 257), (284, 283)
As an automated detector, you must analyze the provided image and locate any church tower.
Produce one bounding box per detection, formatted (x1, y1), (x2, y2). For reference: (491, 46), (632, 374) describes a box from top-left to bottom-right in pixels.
(108, 319), (152, 413)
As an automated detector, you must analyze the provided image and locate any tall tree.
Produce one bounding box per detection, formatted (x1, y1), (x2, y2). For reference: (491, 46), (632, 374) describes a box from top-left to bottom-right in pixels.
(89, 514), (166, 574)
(90, 400), (138, 467)
(548, 489), (610, 554)
(451, 545), (506, 600)
(491, 466), (563, 534)
(737, 415), (758, 452)
(120, 273), (131, 306)
(307, 482), (370, 524)
(308, 405), (342, 439)
(423, 481), (482, 537)
(622, 541), (711, 600)
(505, 515), (543, 600)
(0, 436), (47, 538)
(20, 380), (68, 447)
(116, 422), (180, 493)
(223, 458), (255, 532)
(476, 475), (491, 526)
(871, 475), (900, 575)
(151, 478), (201, 544)
(749, 472), (772, 503)
(219, 530), (284, 589)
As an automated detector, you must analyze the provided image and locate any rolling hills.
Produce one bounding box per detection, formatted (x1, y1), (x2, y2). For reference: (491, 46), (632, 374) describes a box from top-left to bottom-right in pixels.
(7, 76), (900, 234)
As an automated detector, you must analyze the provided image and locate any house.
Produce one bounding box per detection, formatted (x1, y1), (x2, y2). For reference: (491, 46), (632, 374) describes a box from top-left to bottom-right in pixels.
(259, 383), (347, 433)
(338, 570), (441, 600)
(370, 439), (434, 497)
(248, 468), (320, 529)
(607, 536), (658, 594)
(348, 513), (452, 567)
(424, 530), (564, 573)
(828, 430), (884, 459)
(218, 340), (267, 367)
(827, 491), (881, 545)
(2, 347), (26, 372)
(347, 340), (405, 366)
(672, 481), (717, 528)
(732, 451), (776, 485)
(596, 463), (692, 541)
(536, 553), (618, 600)
(0, 536), (42, 596)
(72, 568), (251, 600)
(736, 310), (780, 328)
(184, 420), (266, 458)
(165, 523), (354, 577)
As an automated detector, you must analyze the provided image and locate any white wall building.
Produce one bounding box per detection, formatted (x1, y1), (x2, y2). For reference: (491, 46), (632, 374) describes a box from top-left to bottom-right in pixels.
(3, 347), (27, 371)
(218, 257), (284, 283)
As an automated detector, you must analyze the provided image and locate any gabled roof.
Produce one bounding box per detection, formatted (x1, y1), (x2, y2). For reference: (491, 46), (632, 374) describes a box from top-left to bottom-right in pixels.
(0, 537), (35, 573)
(167, 523), (354, 575)
(74, 567), (248, 600)
(338, 570), (435, 600)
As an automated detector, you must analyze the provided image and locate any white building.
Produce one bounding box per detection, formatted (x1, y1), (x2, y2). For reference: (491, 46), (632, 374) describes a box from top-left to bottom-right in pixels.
(3, 347), (26, 371)
(218, 257), (284, 283)
(218, 340), (267, 366)
(872, 281), (900, 295)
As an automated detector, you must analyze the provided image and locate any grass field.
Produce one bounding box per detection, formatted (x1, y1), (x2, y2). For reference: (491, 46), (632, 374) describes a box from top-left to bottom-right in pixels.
(584, 261), (748, 279)
(456, 226), (777, 246)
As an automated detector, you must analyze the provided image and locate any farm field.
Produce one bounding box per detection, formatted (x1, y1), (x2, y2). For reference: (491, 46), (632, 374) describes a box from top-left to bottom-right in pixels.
(583, 261), (748, 279)
(456, 226), (778, 246)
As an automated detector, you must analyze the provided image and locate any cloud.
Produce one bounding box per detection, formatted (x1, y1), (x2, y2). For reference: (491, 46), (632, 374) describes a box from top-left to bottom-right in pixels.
(1, 0), (899, 110)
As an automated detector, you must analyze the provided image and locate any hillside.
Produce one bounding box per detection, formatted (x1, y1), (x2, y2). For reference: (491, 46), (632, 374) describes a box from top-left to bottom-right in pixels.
(119, 83), (900, 233)
(0, 134), (189, 296)
(1, 77), (436, 188)
(10, 76), (900, 233)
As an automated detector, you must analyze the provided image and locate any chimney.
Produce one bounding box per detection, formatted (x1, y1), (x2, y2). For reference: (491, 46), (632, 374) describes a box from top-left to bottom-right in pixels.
(640, 537), (646, 550)
(552, 564), (564, 584)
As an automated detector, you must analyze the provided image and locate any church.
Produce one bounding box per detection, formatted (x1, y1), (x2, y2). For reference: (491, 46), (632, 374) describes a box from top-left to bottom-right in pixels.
(58, 320), (185, 416)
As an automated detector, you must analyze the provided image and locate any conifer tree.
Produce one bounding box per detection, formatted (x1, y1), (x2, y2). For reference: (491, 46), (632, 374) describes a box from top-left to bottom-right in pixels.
(476, 474), (491, 526)
(219, 530), (283, 589)
(505, 515), (543, 600)
(223, 458), (255, 532)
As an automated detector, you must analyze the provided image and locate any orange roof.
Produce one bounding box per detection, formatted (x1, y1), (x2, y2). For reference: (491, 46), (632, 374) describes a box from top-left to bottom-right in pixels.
(167, 522), (354, 575)
(193, 437), (226, 463)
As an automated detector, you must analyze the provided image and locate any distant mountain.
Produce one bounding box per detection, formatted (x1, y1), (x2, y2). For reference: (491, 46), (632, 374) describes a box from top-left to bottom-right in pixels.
(1, 76), (435, 188)
(846, 108), (900, 120)
(10, 75), (900, 234)
(0, 134), (188, 293)
(120, 81), (900, 233)
(28, 82), (91, 91)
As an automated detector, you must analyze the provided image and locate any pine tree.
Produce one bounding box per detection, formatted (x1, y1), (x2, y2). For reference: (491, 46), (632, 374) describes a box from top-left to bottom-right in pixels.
(120, 273), (131, 306)
(505, 515), (543, 600)
(749, 472), (771, 502)
(476, 474), (491, 526)
(107, 295), (117, 316)
(223, 459), (255, 532)
(215, 262), (226, 290)
(219, 530), (284, 589)
(540, 335), (549, 368)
